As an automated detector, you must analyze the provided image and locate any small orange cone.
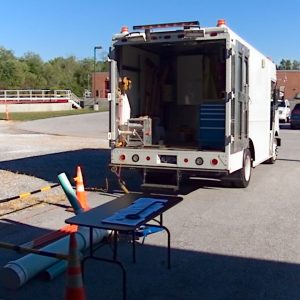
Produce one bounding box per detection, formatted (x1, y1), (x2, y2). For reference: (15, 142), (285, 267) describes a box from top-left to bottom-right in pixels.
(65, 233), (86, 300)
(74, 166), (89, 211)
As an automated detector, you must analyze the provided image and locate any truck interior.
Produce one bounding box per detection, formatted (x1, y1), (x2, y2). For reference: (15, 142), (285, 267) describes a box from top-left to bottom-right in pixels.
(115, 39), (227, 151)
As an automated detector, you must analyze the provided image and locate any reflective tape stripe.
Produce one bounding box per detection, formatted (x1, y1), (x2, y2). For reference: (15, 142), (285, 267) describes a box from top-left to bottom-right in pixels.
(77, 185), (85, 192)
(19, 193), (31, 198)
(41, 186), (51, 191)
(0, 183), (60, 204)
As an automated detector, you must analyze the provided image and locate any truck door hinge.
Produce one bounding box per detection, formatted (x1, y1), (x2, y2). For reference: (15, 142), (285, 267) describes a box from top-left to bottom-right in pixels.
(225, 135), (234, 145)
(226, 48), (233, 59)
(225, 91), (233, 102)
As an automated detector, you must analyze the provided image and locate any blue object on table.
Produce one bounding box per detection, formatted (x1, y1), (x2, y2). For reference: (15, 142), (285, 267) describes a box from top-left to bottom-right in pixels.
(102, 198), (167, 226)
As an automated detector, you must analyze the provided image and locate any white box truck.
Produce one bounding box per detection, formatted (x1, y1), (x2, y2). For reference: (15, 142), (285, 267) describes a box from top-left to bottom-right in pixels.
(108, 20), (280, 189)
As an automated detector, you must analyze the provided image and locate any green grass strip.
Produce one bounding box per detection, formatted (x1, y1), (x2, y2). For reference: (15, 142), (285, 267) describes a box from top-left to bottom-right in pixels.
(0, 108), (107, 121)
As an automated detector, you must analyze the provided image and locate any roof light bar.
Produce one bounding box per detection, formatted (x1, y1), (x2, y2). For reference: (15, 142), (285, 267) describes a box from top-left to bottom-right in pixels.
(133, 21), (200, 31)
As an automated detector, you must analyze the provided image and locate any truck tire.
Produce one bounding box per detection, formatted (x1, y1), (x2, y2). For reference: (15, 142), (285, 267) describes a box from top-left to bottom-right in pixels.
(222, 149), (252, 188)
(265, 138), (278, 164)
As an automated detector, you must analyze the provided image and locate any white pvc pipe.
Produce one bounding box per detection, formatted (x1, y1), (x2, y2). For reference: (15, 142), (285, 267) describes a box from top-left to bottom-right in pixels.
(0, 227), (107, 289)
(41, 260), (68, 281)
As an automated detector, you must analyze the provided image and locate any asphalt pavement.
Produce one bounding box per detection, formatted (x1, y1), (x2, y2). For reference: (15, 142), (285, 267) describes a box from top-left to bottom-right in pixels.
(15, 111), (109, 139)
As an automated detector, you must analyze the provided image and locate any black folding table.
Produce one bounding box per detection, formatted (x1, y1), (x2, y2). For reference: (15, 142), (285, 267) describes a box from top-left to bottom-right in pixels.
(65, 193), (183, 300)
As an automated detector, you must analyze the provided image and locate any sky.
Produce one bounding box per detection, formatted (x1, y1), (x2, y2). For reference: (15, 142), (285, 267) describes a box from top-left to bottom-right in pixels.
(0, 0), (299, 64)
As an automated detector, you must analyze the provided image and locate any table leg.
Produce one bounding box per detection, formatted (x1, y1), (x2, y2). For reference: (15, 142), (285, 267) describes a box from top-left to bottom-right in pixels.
(82, 227), (94, 278)
(82, 256), (127, 300)
(144, 224), (171, 269)
(89, 227), (93, 257)
(132, 230), (136, 263)
(82, 228), (127, 299)
(113, 230), (118, 260)
(163, 226), (171, 269)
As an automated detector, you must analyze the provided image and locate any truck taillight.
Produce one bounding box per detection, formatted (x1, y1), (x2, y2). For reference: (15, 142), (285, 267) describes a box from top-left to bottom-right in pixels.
(119, 154), (126, 161)
(211, 158), (219, 166)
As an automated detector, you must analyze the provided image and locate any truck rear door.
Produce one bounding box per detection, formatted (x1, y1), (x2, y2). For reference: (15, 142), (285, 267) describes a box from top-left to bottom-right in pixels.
(231, 40), (250, 153)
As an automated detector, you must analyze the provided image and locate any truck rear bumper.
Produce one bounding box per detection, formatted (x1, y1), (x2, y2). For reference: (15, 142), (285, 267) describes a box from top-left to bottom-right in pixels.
(111, 147), (228, 171)
(109, 163), (229, 178)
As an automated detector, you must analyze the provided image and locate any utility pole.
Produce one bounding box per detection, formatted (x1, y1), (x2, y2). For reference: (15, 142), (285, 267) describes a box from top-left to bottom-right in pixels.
(93, 46), (102, 108)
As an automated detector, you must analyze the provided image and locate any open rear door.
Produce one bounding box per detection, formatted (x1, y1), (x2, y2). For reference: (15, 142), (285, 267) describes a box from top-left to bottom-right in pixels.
(231, 41), (250, 153)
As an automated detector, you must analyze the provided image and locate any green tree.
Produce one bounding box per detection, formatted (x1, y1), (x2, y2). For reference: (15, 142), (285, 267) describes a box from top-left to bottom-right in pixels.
(278, 59), (300, 70)
(0, 45), (108, 96)
(0, 48), (26, 89)
(20, 52), (47, 88)
(292, 60), (300, 70)
(74, 58), (94, 96)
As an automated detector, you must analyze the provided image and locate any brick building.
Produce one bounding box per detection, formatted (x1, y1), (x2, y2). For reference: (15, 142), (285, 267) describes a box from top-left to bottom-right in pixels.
(277, 70), (300, 100)
(92, 72), (109, 99)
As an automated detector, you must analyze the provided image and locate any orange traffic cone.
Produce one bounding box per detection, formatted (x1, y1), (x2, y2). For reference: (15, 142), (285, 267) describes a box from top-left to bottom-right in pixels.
(74, 166), (89, 211)
(65, 233), (86, 300)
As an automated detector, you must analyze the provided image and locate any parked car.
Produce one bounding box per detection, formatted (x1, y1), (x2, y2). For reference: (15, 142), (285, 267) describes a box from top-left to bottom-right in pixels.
(290, 103), (300, 129)
(278, 99), (291, 123)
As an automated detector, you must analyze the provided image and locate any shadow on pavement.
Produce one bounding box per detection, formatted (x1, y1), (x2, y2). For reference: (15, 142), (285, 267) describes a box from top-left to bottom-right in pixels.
(0, 219), (54, 269)
(0, 149), (226, 196)
(1, 221), (300, 300)
(0, 148), (141, 193)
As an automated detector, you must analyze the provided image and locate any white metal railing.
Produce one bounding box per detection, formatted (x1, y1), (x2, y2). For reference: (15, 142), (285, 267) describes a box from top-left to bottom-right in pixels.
(0, 90), (72, 102)
(69, 91), (81, 104)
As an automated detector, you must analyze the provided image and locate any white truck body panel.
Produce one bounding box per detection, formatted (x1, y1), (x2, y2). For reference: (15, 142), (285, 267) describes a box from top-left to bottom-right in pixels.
(108, 21), (280, 187)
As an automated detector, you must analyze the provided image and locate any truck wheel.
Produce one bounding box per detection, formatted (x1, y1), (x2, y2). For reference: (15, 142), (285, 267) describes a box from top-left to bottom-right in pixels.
(231, 149), (252, 188)
(265, 138), (278, 164)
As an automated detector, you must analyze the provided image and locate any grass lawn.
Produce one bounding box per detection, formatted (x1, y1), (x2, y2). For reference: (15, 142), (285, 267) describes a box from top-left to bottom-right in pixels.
(0, 107), (107, 121)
